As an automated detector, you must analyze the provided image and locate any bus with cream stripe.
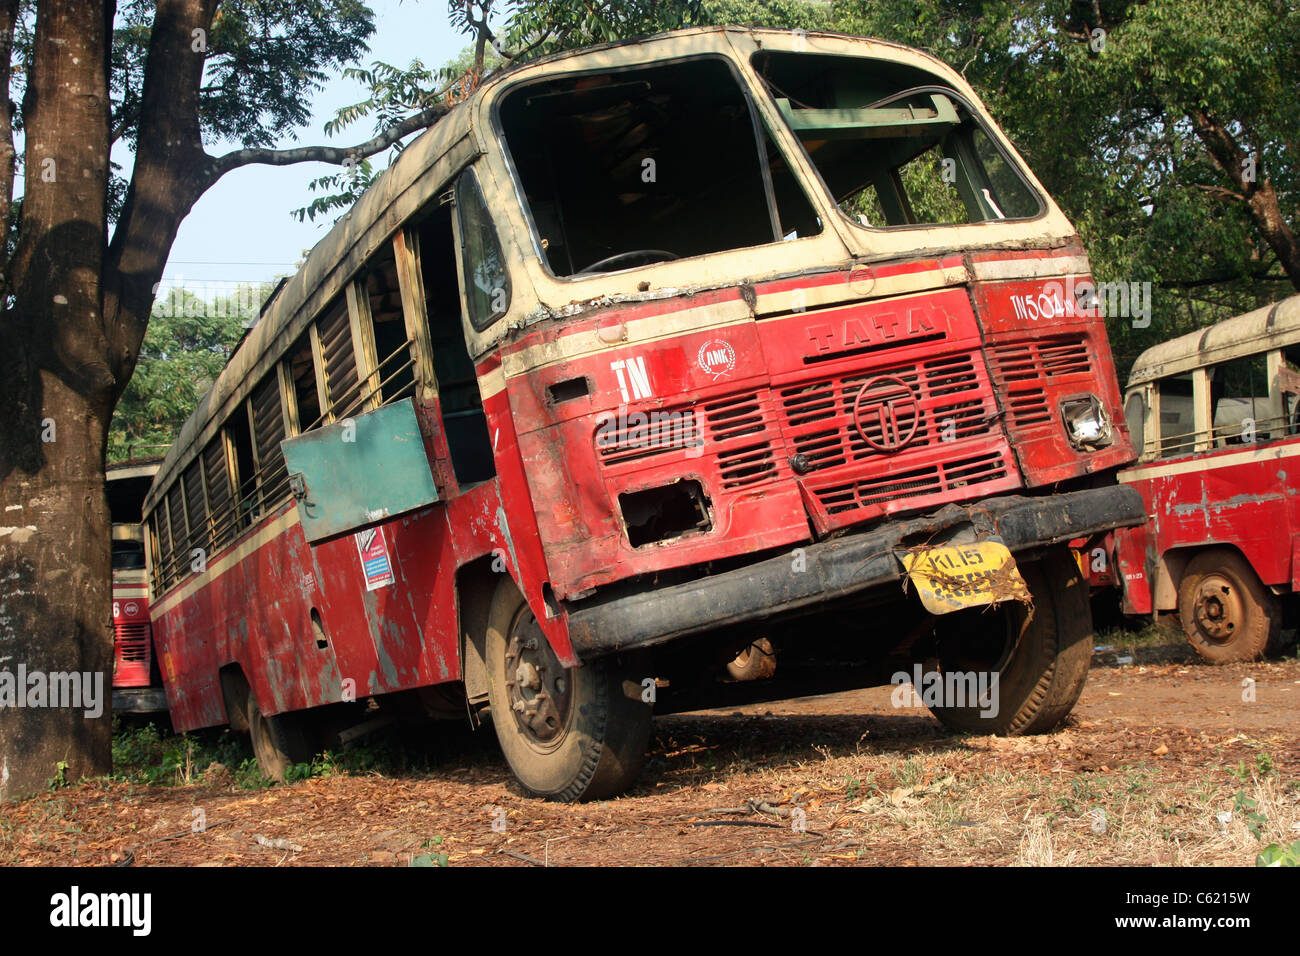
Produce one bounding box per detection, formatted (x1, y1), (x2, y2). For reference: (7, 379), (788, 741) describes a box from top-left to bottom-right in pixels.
(141, 28), (1145, 799)
(1106, 296), (1300, 661)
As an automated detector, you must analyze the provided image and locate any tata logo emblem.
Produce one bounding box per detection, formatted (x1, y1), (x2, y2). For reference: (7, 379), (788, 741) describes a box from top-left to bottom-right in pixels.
(804, 307), (939, 355)
(697, 339), (736, 380)
(852, 375), (920, 452)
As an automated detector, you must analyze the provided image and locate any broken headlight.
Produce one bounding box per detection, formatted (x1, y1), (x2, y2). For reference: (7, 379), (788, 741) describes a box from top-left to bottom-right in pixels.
(1060, 394), (1113, 450)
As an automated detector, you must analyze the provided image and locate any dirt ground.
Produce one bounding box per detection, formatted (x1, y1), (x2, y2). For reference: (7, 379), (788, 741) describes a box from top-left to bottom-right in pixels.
(3, 641), (1298, 867)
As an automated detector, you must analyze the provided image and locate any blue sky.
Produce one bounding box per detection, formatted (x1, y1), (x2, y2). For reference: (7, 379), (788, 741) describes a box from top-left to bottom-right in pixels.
(159, 1), (471, 292)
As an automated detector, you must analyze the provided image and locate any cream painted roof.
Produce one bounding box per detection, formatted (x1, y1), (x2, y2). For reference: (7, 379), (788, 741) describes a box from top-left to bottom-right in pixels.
(1127, 294), (1300, 388)
(142, 26), (1062, 513)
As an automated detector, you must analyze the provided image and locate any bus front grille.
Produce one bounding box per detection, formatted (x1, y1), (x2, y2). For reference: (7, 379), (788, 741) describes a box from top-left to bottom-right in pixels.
(777, 351), (996, 472)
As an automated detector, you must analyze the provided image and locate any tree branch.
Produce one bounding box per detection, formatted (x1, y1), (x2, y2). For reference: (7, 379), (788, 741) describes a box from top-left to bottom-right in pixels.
(1191, 183), (1246, 203)
(208, 102), (448, 178)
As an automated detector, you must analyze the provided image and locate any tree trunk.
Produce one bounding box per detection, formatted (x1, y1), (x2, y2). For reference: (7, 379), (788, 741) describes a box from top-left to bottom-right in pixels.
(0, 0), (111, 802)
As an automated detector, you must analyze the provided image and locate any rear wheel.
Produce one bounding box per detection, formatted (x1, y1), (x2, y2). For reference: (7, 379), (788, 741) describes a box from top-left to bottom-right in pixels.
(927, 547), (1092, 736)
(1177, 549), (1279, 663)
(485, 581), (652, 801)
(247, 695), (315, 783)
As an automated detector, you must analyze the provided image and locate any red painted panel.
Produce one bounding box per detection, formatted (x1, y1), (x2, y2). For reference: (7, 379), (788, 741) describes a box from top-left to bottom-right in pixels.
(1114, 441), (1300, 615)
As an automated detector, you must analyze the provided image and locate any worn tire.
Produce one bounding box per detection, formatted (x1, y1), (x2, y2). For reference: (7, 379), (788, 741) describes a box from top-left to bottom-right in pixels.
(928, 547), (1092, 736)
(1177, 549), (1279, 663)
(726, 637), (777, 681)
(247, 695), (315, 783)
(485, 580), (652, 802)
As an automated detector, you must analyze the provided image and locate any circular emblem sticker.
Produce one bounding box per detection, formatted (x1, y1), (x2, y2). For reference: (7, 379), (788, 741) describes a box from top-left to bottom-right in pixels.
(124, 601), (140, 617)
(697, 339), (736, 379)
(852, 375), (920, 452)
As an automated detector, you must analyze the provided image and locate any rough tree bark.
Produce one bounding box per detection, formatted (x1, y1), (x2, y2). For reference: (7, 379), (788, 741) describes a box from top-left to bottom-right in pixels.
(0, 0), (455, 802)
(0, 0), (113, 801)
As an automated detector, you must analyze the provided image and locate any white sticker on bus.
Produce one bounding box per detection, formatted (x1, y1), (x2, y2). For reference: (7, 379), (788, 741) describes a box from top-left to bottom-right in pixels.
(355, 526), (395, 591)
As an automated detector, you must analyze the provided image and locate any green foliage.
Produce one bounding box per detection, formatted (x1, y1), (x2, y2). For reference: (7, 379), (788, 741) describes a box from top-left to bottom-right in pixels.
(1256, 841), (1300, 867)
(831, 0), (1300, 379)
(112, 721), (274, 788)
(107, 284), (269, 463)
(411, 835), (449, 866)
(93, 1), (378, 227)
(110, 0), (376, 149)
(1232, 788), (1298, 866)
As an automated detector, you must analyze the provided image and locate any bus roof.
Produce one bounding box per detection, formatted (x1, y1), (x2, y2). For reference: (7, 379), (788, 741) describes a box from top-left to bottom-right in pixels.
(1127, 294), (1300, 389)
(142, 77), (481, 514)
(140, 26), (1001, 515)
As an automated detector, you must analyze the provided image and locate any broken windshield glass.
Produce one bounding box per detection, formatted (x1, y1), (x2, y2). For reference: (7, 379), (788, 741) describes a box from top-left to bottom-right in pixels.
(496, 57), (821, 277)
(753, 52), (1043, 229)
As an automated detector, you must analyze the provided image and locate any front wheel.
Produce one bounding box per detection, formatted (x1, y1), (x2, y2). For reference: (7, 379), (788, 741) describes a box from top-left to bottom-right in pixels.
(485, 581), (652, 801)
(927, 547), (1092, 736)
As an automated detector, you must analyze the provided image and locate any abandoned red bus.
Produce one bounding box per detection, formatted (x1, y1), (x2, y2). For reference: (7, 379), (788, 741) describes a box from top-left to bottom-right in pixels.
(1103, 296), (1300, 661)
(142, 28), (1145, 799)
(108, 459), (168, 714)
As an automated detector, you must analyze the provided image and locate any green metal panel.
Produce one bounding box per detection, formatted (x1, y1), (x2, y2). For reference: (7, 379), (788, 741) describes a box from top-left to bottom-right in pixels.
(281, 398), (439, 544)
(775, 94), (958, 141)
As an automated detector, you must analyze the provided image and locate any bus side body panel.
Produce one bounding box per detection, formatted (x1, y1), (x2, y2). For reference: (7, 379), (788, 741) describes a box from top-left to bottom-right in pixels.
(152, 389), (569, 729)
(1114, 441), (1300, 613)
(154, 500), (459, 729)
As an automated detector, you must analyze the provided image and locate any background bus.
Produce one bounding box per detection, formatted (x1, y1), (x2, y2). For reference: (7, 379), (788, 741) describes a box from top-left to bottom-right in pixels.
(1107, 295), (1300, 661)
(141, 28), (1144, 799)
(107, 459), (168, 714)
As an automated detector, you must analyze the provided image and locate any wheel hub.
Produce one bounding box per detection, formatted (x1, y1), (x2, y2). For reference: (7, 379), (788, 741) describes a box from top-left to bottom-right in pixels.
(504, 610), (572, 744)
(1193, 574), (1242, 642)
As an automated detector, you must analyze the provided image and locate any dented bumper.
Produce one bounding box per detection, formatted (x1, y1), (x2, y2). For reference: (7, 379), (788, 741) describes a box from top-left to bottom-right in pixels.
(566, 485), (1146, 659)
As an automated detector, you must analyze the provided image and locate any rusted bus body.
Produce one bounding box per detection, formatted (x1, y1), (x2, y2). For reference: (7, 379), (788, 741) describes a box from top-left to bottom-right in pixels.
(141, 28), (1144, 797)
(1105, 296), (1300, 660)
(107, 460), (167, 713)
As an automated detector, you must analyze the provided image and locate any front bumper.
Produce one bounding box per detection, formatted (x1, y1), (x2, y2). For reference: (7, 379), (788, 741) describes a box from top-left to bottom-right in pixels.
(566, 485), (1146, 659)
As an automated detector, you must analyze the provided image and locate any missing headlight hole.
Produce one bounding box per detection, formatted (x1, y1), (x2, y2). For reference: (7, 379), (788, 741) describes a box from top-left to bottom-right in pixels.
(619, 479), (712, 548)
(547, 376), (590, 404)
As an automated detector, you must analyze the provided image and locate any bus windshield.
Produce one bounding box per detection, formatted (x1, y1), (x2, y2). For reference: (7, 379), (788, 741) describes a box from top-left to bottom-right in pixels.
(752, 51), (1043, 228)
(497, 57), (821, 277)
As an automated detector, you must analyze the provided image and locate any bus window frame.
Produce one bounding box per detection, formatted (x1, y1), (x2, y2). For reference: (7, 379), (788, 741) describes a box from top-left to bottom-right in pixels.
(1139, 346), (1295, 462)
(748, 65), (1048, 237)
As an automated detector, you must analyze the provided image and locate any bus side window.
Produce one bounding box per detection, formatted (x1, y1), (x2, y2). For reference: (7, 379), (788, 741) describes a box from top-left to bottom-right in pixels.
(165, 482), (188, 584)
(358, 245), (418, 407)
(249, 371), (290, 508)
(202, 436), (234, 552)
(285, 330), (324, 434)
(1156, 373), (1195, 458)
(182, 459), (208, 566)
(1206, 354), (1269, 446)
(455, 171), (509, 331)
(228, 402), (258, 528)
(417, 191), (497, 486)
(316, 297), (361, 420)
(1283, 346), (1300, 435)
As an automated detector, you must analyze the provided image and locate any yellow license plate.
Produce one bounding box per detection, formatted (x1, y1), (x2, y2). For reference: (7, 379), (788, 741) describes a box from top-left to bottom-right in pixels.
(900, 541), (1032, 615)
